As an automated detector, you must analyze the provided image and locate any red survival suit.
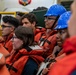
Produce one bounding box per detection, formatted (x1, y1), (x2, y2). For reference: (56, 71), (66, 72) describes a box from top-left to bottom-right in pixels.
(6, 46), (44, 75)
(0, 33), (13, 53)
(0, 44), (10, 75)
(37, 30), (57, 58)
(48, 36), (76, 75)
(34, 27), (46, 43)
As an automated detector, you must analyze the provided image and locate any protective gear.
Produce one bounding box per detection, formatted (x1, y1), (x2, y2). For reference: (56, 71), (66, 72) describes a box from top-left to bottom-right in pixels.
(0, 44), (9, 57)
(38, 30), (57, 58)
(0, 44), (10, 75)
(63, 36), (76, 54)
(34, 27), (46, 43)
(0, 65), (10, 75)
(48, 53), (76, 75)
(1, 33), (13, 53)
(44, 4), (67, 17)
(0, 54), (10, 75)
(34, 27), (46, 36)
(55, 11), (71, 30)
(6, 46), (44, 75)
(48, 36), (76, 75)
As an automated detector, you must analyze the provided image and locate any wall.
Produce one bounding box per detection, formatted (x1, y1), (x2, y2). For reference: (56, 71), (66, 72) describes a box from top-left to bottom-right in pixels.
(0, 0), (57, 12)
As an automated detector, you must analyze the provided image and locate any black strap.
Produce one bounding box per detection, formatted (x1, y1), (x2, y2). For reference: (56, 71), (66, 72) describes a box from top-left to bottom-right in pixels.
(39, 35), (45, 46)
(25, 46), (32, 52)
(4, 47), (8, 50)
(40, 38), (45, 42)
(39, 33), (45, 42)
(40, 38), (51, 46)
(46, 39), (51, 45)
(51, 15), (60, 30)
(6, 64), (18, 73)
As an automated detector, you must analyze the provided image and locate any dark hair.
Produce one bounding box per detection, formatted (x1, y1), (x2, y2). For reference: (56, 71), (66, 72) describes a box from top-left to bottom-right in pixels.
(33, 6), (47, 11)
(2, 16), (19, 28)
(15, 26), (34, 46)
(21, 13), (38, 26)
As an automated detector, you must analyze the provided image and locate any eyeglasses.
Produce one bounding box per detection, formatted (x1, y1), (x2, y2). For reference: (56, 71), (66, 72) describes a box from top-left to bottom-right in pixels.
(45, 17), (56, 20)
(1, 25), (12, 28)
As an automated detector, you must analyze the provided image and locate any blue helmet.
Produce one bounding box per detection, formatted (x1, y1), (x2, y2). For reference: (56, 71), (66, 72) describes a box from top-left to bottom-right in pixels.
(55, 11), (71, 30)
(44, 4), (67, 17)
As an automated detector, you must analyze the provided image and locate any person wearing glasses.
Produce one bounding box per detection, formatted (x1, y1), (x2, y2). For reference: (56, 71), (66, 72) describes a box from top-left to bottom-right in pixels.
(36, 11), (71, 75)
(0, 16), (19, 53)
(6, 26), (44, 75)
(37, 4), (67, 58)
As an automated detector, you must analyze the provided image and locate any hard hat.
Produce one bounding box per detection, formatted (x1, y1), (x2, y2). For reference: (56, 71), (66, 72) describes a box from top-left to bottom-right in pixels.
(44, 4), (67, 17)
(55, 11), (71, 30)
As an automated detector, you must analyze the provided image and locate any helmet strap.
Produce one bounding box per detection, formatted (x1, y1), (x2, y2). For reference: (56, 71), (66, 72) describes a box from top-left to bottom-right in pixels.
(51, 15), (59, 30)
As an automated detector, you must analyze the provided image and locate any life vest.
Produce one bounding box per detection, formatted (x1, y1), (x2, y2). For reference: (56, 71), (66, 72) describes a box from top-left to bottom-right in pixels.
(48, 52), (76, 75)
(63, 36), (76, 54)
(6, 45), (44, 75)
(34, 27), (46, 43)
(48, 36), (76, 75)
(0, 52), (10, 75)
(39, 30), (57, 58)
(37, 48), (66, 75)
(1, 33), (13, 53)
(34, 27), (46, 35)
(0, 46), (10, 75)
(0, 44), (9, 57)
(0, 65), (10, 75)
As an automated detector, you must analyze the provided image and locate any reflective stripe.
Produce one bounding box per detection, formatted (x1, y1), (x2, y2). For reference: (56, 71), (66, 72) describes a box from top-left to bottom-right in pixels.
(29, 45), (42, 50)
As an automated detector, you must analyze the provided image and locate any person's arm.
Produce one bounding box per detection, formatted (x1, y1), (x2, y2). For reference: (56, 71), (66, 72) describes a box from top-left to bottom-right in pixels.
(52, 46), (61, 57)
(42, 68), (49, 75)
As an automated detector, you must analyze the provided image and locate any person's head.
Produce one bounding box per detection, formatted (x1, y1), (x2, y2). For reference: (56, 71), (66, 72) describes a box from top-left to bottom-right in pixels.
(68, 0), (76, 37)
(1, 16), (19, 36)
(44, 4), (67, 29)
(12, 26), (34, 50)
(21, 13), (38, 32)
(16, 11), (25, 24)
(55, 11), (71, 47)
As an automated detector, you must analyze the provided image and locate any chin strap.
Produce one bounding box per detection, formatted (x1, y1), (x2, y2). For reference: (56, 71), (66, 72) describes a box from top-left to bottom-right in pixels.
(51, 15), (60, 30)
